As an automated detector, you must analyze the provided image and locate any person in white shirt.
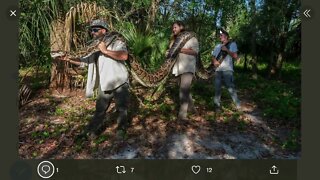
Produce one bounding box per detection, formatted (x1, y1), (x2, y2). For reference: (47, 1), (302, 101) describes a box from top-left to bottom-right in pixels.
(211, 29), (241, 112)
(57, 19), (129, 137)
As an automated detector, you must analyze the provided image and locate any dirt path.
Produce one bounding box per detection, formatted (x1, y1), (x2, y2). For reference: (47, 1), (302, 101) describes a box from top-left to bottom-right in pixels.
(18, 86), (300, 159)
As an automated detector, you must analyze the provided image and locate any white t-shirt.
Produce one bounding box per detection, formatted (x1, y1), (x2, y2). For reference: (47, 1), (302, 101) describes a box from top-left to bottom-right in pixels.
(172, 37), (199, 76)
(81, 39), (129, 92)
(212, 42), (238, 72)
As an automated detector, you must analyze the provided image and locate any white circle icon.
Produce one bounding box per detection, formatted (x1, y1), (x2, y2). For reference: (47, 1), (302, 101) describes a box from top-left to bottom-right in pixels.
(37, 161), (55, 179)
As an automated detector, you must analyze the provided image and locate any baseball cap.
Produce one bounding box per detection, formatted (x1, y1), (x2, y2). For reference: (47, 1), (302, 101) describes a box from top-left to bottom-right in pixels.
(90, 19), (108, 30)
(219, 28), (229, 37)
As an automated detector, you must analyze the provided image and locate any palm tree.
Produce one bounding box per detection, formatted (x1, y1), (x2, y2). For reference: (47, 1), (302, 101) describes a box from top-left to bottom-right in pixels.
(117, 21), (169, 72)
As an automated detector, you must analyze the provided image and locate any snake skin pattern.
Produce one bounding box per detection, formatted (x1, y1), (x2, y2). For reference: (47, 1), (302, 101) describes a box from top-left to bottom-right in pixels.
(128, 31), (197, 87)
(51, 31), (210, 88)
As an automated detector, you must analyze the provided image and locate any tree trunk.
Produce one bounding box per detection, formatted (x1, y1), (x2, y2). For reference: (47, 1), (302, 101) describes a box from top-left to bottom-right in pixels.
(244, 53), (248, 70)
(267, 50), (277, 79)
(250, 30), (258, 79)
(146, 0), (160, 32)
(251, 55), (258, 79)
(267, 0), (296, 79)
(50, 19), (69, 91)
(275, 52), (284, 78)
(268, 34), (286, 78)
(249, 0), (258, 79)
(49, 3), (105, 92)
(50, 19), (80, 92)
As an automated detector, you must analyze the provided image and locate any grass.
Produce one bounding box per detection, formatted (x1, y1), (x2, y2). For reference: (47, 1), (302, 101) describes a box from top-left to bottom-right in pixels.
(235, 61), (300, 151)
(236, 64), (300, 123)
(281, 129), (300, 151)
(94, 135), (109, 145)
(31, 130), (50, 139)
(54, 107), (65, 116)
(21, 61), (301, 153)
(19, 66), (51, 92)
(23, 62), (300, 126)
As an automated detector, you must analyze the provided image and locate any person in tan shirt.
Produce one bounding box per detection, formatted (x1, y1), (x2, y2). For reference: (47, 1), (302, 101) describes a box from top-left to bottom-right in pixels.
(169, 21), (199, 120)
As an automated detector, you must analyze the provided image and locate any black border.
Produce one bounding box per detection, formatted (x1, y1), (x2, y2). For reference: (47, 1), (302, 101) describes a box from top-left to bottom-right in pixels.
(1, 0), (319, 179)
(0, 0), (20, 179)
(298, 0), (320, 180)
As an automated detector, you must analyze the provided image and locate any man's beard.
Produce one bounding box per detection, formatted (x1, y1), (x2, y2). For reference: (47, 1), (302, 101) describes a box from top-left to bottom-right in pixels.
(93, 33), (104, 40)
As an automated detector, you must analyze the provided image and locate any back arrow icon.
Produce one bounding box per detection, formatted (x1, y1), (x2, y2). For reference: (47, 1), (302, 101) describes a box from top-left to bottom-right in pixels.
(303, 9), (311, 18)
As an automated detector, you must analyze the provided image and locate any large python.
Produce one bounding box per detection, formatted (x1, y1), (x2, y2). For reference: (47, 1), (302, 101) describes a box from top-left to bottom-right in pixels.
(51, 31), (211, 88)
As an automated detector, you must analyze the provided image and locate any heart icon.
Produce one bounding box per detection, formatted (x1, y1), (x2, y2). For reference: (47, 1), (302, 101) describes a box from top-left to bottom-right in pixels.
(191, 165), (201, 174)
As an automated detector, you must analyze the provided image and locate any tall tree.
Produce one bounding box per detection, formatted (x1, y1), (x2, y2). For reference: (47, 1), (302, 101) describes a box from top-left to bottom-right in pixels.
(258, 0), (300, 78)
(249, 0), (258, 79)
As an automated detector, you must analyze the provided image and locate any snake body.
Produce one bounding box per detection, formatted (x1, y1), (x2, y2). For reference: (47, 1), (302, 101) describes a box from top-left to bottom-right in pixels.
(128, 31), (197, 87)
(51, 31), (210, 88)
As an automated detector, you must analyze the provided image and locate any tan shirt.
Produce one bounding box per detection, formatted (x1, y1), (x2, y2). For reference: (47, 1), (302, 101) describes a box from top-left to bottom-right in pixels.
(172, 37), (199, 76)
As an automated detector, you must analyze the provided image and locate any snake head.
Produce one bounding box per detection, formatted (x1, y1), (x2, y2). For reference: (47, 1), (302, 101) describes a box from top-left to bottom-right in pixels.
(50, 51), (66, 58)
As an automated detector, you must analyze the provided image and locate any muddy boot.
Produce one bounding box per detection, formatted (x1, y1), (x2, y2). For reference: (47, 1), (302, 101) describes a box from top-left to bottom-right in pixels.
(178, 111), (189, 121)
(80, 115), (108, 140)
(214, 105), (222, 113)
(188, 106), (197, 115)
(115, 110), (128, 139)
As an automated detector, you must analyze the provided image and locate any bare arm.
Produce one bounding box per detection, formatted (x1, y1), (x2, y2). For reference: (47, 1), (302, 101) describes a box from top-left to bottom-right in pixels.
(98, 42), (128, 61)
(100, 49), (128, 61)
(221, 46), (238, 59)
(56, 56), (82, 66)
(180, 37), (199, 56)
(212, 57), (220, 67)
(180, 48), (198, 56)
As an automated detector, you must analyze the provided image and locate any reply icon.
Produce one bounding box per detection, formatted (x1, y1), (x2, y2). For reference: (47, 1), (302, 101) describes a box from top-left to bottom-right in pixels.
(37, 161), (56, 179)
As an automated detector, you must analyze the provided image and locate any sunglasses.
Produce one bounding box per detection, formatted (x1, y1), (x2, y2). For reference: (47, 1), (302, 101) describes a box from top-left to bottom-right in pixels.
(91, 28), (101, 33)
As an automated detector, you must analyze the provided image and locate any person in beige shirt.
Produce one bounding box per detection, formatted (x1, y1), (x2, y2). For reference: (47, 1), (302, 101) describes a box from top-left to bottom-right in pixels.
(170, 21), (199, 120)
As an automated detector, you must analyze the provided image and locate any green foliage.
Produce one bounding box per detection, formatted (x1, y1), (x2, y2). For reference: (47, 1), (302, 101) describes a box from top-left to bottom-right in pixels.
(282, 129), (300, 151)
(159, 103), (172, 114)
(19, 66), (51, 90)
(32, 151), (38, 157)
(255, 82), (300, 121)
(236, 63), (300, 122)
(280, 62), (301, 83)
(31, 130), (50, 139)
(94, 135), (109, 144)
(54, 107), (65, 116)
(117, 21), (169, 71)
(124, 0), (151, 8)
(205, 114), (216, 121)
(192, 81), (215, 109)
(19, 0), (60, 67)
(237, 119), (247, 131)
(19, 0), (300, 79)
